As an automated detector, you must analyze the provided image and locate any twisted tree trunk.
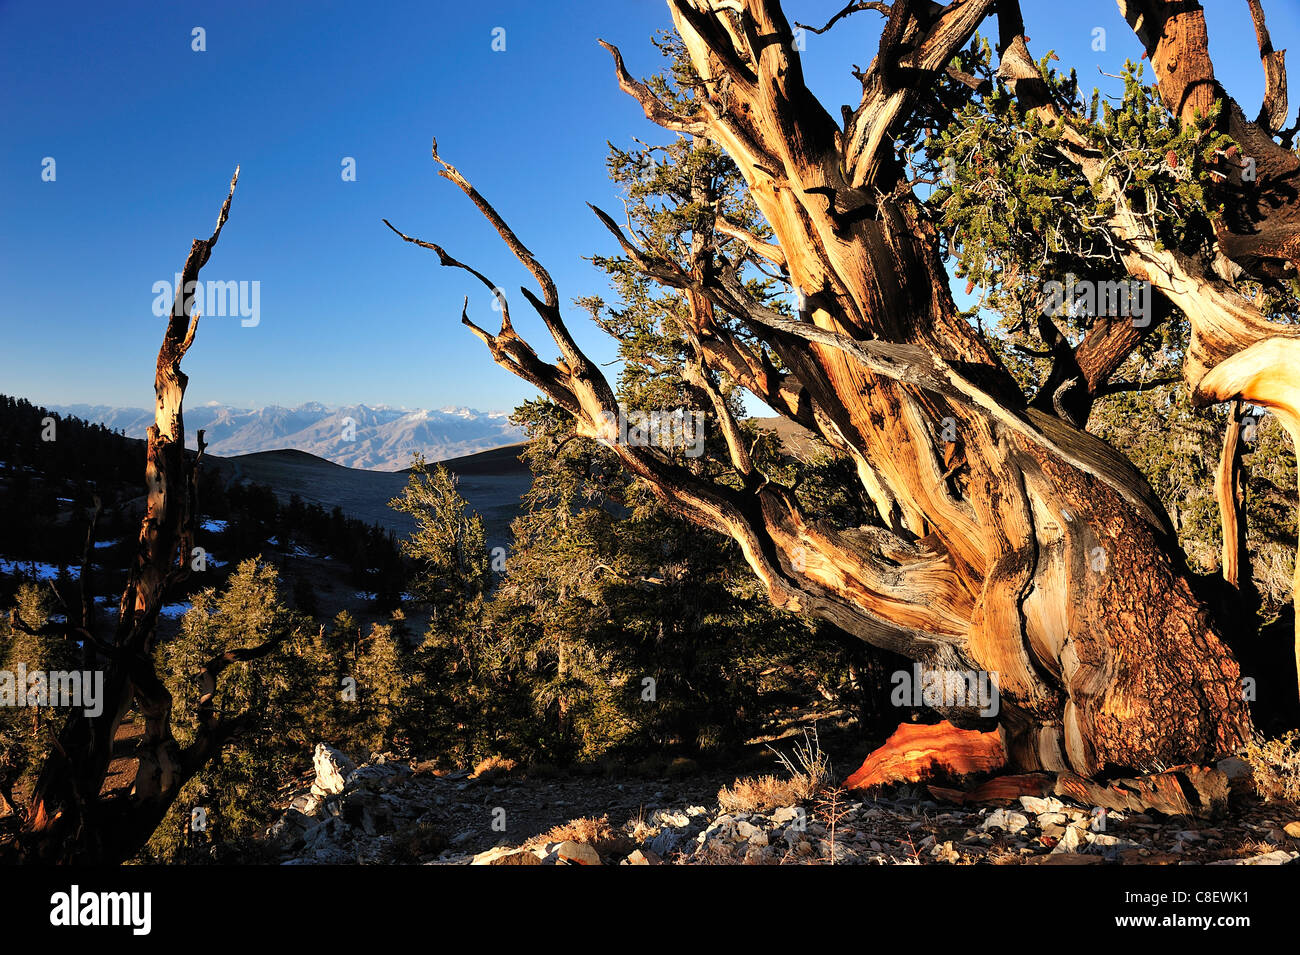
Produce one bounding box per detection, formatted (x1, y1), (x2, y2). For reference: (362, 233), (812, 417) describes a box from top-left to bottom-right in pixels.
(3, 169), (288, 864)
(392, 0), (1300, 782)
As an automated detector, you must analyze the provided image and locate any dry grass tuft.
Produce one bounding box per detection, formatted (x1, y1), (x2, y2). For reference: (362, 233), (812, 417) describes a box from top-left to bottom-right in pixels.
(718, 774), (809, 812)
(987, 849), (1025, 865)
(628, 807), (654, 843)
(690, 839), (740, 865)
(470, 755), (518, 782)
(718, 726), (833, 812)
(1236, 838), (1278, 856)
(527, 814), (622, 852)
(770, 726), (833, 790)
(1241, 731), (1300, 804)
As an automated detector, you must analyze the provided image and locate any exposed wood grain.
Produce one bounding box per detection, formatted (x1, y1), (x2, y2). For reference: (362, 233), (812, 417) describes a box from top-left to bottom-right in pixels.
(844, 720), (1007, 790)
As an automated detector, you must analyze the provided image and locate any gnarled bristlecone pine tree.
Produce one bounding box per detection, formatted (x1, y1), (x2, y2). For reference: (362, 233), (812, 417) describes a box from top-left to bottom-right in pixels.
(389, 0), (1300, 787)
(0, 170), (295, 864)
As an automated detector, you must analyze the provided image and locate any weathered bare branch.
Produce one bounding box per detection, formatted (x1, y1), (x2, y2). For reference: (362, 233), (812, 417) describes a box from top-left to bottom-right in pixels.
(844, 0), (997, 185)
(1247, 0), (1289, 134)
(598, 40), (709, 135)
(383, 219), (515, 333)
(714, 216), (787, 267)
(196, 627), (304, 731)
(15, 168), (243, 864)
(1216, 399), (1252, 593)
(795, 1), (891, 35)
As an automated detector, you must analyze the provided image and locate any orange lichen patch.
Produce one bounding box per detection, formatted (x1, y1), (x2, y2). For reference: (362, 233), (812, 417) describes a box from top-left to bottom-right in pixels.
(844, 720), (1007, 791)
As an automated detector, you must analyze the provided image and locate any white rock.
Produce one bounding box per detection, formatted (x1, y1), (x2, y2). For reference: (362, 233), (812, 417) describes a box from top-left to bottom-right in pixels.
(652, 810), (691, 829)
(471, 846), (542, 865)
(930, 841), (960, 864)
(1050, 824), (1088, 854)
(702, 816), (740, 842)
(1019, 796), (1065, 815)
(556, 840), (602, 865)
(1208, 850), (1299, 866)
(289, 793), (321, 817)
(771, 806), (804, 826)
(346, 763), (410, 790)
(311, 743), (356, 798)
(736, 820), (762, 841)
(981, 809), (1031, 834)
(1089, 833), (1140, 851)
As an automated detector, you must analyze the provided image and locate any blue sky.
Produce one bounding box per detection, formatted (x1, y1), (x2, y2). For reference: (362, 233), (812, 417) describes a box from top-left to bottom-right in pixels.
(2, 0), (1295, 414)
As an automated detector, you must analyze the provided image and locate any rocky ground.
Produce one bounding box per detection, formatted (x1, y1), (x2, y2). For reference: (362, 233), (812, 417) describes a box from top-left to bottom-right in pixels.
(261, 744), (1300, 865)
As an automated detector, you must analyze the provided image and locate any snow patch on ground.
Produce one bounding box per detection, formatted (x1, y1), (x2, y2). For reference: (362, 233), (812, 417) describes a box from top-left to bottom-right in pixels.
(0, 559), (79, 580)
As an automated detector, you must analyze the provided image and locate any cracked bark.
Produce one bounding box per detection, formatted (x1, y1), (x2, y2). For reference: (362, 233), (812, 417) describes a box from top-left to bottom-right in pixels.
(389, 0), (1273, 780)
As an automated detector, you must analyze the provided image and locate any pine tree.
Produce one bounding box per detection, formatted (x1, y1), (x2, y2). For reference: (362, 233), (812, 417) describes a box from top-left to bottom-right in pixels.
(148, 559), (323, 861)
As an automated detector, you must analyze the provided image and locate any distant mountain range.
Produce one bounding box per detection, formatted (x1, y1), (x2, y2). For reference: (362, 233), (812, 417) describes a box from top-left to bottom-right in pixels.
(51, 402), (524, 471)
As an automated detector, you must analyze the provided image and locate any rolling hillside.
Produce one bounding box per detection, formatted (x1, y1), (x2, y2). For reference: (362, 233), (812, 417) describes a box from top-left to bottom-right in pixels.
(208, 443), (532, 549)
